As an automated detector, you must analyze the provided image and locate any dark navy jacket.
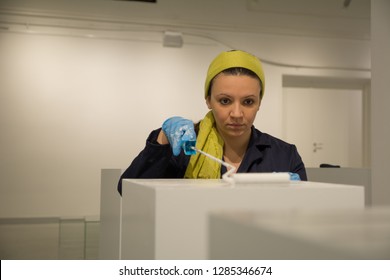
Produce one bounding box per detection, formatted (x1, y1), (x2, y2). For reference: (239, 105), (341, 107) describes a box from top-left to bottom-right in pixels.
(118, 127), (307, 194)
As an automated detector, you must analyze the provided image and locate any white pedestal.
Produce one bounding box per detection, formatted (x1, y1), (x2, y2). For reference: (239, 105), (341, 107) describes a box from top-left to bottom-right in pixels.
(99, 169), (122, 260)
(209, 207), (390, 259)
(306, 168), (371, 206)
(121, 179), (364, 259)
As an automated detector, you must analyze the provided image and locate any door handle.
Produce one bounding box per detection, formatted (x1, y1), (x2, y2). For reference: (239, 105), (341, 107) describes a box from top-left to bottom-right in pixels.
(313, 142), (323, 152)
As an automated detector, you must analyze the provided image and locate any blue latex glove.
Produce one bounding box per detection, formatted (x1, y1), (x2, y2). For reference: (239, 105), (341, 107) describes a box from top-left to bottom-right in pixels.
(162, 116), (196, 156)
(288, 172), (301, 181)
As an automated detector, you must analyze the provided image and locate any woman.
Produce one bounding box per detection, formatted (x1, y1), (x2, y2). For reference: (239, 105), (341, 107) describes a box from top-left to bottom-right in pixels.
(118, 50), (307, 194)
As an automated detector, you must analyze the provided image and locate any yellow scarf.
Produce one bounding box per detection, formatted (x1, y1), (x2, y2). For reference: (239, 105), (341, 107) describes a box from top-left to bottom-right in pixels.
(184, 111), (224, 179)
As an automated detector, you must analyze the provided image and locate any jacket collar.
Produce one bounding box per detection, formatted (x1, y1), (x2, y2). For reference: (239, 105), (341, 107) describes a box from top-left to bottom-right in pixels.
(237, 127), (270, 172)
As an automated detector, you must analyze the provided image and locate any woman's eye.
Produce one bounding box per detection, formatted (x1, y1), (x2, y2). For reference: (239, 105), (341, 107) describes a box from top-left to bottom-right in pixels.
(219, 98), (231, 105)
(243, 99), (255, 106)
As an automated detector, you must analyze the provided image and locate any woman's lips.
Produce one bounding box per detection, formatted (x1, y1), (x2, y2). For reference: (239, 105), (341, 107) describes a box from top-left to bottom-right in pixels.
(227, 123), (245, 129)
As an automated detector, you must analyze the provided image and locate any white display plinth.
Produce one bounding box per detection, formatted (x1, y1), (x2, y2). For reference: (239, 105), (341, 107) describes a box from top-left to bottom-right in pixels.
(121, 179), (364, 259)
(306, 168), (371, 206)
(99, 169), (123, 260)
(209, 207), (390, 259)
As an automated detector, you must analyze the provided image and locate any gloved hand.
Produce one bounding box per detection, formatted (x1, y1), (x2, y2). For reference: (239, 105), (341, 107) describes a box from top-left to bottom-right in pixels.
(288, 172), (301, 181)
(162, 116), (196, 156)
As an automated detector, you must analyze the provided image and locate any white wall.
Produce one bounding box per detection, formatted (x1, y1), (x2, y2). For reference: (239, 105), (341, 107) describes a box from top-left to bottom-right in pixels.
(0, 32), (225, 217)
(371, 0), (390, 206)
(0, 0), (372, 218)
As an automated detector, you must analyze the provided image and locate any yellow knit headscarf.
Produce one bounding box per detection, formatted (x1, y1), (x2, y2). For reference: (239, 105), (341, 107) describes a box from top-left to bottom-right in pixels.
(185, 50), (265, 179)
(204, 50), (265, 99)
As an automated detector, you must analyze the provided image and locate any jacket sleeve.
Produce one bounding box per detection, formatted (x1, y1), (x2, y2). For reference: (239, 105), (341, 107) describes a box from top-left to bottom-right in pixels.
(117, 128), (187, 194)
(289, 145), (307, 181)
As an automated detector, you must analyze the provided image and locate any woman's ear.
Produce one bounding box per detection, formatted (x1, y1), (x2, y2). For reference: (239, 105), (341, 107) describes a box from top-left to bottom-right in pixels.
(206, 96), (212, 110)
(257, 99), (262, 111)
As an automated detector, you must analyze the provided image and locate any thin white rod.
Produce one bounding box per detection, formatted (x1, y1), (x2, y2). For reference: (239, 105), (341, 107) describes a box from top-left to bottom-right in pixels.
(192, 147), (236, 183)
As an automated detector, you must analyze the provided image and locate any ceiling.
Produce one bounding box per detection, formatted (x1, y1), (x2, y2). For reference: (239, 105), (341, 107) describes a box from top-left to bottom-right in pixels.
(0, 0), (371, 40)
(246, 0), (370, 40)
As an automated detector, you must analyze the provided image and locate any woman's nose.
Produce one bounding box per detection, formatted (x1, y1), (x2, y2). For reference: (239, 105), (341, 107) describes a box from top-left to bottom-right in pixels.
(230, 103), (243, 118)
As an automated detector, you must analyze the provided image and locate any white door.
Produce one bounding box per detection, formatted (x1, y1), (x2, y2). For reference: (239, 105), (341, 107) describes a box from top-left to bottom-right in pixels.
(283, 87), (363, 168)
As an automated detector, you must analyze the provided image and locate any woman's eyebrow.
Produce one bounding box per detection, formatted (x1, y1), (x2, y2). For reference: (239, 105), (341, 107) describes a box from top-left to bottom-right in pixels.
(214, 93), (232, 97)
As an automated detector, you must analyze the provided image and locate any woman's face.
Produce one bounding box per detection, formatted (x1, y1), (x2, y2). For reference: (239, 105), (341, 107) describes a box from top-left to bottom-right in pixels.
(206, 73), (261, 141)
